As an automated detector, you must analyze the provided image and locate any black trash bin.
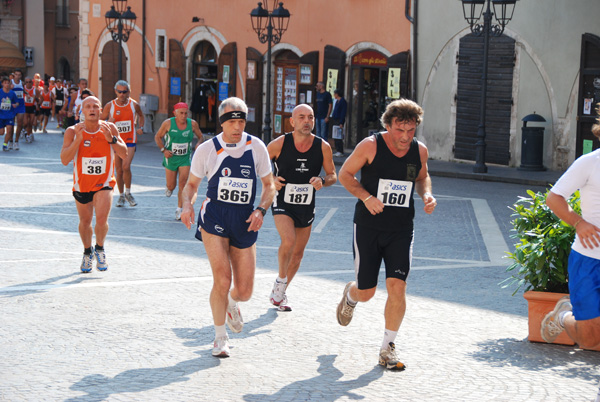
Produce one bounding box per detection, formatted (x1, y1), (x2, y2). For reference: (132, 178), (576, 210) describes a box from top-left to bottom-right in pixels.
(519, 113), (547, 171)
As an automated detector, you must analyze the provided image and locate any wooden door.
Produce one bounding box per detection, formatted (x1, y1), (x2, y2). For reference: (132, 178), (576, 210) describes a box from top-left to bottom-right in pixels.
(245, 47), (263, 139)
(576, 33), (600, 157)
(167, 39), (186, 114)
(455, 34), (515, 165)
(100, 41), (125, 105)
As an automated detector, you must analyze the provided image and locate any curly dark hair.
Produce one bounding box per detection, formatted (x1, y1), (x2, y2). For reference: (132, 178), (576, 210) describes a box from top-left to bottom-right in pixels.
(593, 104), (600, 139)
(380, 99), (423, 128)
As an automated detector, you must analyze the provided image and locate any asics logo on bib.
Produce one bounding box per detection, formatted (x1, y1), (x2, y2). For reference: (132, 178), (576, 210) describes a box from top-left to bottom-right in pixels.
(387, 182), (409, 191)
(227, 180), (248, 189)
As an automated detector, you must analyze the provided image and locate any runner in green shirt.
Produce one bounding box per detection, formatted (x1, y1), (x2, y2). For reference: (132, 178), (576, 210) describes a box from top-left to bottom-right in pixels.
(155, 102), (204, 220)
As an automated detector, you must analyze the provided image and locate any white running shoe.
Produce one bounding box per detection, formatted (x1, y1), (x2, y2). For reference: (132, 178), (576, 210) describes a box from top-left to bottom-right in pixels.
(541, 296), (572, 343)
(94, 248), (108, 271)
(80, 253), (93, 273)
(165, 188), (173, 197)
(175, 208), (182, 221)
(116, 194), (126, 207)
(336, 281), (356, 326)
(379, 342), (406, 371)
(212, 336), (230, 358)
(124, 193), (137, 206)
(12, 142), (19, 151)
(270, 279), (287, 306)
(277, 294), (292, 312)
(226, 300), (244, 333)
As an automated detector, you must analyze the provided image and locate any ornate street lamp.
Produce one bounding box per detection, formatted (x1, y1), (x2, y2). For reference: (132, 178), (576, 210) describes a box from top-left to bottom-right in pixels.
(460, 0), (517, 173)
(105, 0), (137, 81)
(250, 1), (290, 143)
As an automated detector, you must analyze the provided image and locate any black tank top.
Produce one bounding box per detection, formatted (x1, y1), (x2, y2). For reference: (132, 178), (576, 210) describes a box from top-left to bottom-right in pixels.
(354, 133), (421, 231)
(273, 133), (324, 210)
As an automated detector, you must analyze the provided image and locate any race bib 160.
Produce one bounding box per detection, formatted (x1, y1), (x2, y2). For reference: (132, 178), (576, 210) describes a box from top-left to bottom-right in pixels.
(376, 179), (412, 208)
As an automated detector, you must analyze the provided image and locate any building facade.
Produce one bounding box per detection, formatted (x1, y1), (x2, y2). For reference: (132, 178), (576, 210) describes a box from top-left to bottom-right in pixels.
(80, 0), (412, 143)
(0, 0), (79, 82)
(414, 0), (600, 171)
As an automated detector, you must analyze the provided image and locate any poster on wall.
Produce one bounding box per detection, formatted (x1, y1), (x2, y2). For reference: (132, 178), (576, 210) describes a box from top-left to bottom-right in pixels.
(170, 77), (181, 96)
(584, 98), (593, 115)
(387, 68), (401, 99)
(326, 69), (338, 97)
(223, 65), (230, 84)
(274, 114), (282, 134)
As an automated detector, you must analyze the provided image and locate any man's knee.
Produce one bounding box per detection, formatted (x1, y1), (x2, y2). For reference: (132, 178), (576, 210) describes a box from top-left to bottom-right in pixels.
(355, 287), (376, 302)
(235, 283), (253, 302)
(212, 275), (232, 295)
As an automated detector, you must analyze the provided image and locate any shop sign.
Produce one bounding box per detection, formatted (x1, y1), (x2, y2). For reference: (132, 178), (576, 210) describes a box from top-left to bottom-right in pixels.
(352, 50), (387, 67)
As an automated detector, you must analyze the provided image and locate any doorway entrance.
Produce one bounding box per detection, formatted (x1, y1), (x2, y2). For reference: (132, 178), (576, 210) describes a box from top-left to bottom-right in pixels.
(190, 41), (218, 135)
(348, 51), (389, 147)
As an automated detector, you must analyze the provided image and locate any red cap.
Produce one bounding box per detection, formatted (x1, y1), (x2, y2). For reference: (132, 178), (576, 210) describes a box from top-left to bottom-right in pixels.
(174, 102), (188, 110)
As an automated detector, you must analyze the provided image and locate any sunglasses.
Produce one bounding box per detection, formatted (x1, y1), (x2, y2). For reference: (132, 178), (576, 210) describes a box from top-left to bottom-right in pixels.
(117, 90), (129, 94)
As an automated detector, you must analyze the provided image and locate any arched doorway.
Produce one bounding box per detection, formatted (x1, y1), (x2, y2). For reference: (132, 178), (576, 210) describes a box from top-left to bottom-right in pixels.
(57, 57), (71, 82)
(190, 40), (218, 135)
(348, 50), (389, 146)
(101, 41), (126, 105)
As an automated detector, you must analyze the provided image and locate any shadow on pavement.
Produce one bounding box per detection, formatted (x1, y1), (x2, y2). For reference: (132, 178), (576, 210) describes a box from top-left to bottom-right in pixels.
(243, 354), (384, 401)
(470, 337), (600, 383)
(0, 272), (97, 298)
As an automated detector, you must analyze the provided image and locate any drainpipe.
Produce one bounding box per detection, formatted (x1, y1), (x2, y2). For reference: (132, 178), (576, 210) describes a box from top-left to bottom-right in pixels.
(141, 0), (146, 93)
(405, 0), (417, 101)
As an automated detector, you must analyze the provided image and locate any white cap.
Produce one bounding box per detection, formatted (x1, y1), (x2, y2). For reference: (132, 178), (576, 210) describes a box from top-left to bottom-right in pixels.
(50, 77), (55, 81)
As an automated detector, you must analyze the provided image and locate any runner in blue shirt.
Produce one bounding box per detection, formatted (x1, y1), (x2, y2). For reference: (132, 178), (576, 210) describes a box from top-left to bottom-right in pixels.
(1, 76), (19, 151)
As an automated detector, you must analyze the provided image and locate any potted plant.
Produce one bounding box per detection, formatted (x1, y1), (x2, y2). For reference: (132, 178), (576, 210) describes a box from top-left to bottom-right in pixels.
(503, 188), (580, 345)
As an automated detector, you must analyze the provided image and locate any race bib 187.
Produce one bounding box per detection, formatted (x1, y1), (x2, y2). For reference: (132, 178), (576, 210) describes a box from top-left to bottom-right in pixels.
(283, 183), (313, 205)
(217, 177), (253, 204)
(376, 179), (412, 208)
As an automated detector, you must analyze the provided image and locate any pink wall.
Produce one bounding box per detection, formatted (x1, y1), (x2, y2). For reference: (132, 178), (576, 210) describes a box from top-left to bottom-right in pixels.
(85, 0), (411, 114)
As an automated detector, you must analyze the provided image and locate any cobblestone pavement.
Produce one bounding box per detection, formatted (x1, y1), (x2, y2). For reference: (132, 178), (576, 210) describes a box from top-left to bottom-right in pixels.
(1, 123), (599, 401)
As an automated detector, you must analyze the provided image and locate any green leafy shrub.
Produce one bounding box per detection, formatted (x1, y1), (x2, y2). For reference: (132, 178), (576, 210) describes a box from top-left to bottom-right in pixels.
(503, 189), (581, 295)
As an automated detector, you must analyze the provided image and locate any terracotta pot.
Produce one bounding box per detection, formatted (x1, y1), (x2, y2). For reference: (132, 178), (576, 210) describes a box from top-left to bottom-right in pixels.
(523, 290), (575, 345)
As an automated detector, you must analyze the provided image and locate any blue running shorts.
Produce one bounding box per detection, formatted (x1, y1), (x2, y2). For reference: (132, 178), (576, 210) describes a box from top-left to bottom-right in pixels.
(196, 199), (258, 249)
(568, 249), (600, 320)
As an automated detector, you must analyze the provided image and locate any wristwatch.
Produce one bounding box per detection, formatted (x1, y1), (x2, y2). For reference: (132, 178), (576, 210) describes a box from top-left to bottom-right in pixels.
(110, 136), (118, 144)
(160, 147), (165, 153)
(256, 206), (267, 216)
(320, 176), (326, 185)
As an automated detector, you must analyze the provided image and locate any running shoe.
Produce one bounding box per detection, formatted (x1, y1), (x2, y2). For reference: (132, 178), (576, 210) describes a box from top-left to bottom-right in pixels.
(270, 279), (287, 306)
(165, 188), (173, 197)
(25, 135), (31, 143)
(334, 152), (343, 157)
(277, 294), (292, 312)
(94, 247), (108, 271)
(541, 296), (572, 343)
(175, 208), (182, 221)
(212, 336), (230, 358)
(80, 253), (93, 273)
(116, 194), (126, 207)
(226, 300), (244, 333)
(12, 142), (19, 151)
(336, 281), (356, 326)
(379, 342), (406, 371)
(2, 144), (8, 152)
(124, 193), (137, 206)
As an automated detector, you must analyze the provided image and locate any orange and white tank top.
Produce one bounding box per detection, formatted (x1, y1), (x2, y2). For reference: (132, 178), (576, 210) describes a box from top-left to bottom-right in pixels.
(73, 127), (116, 193)
(109, 99), (136, 144)
(24, 87), (36, 107)
(40, 91), (52, 109)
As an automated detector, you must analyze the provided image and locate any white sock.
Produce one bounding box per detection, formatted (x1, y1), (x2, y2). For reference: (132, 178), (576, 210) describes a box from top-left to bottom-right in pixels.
(277, 276), (287, 284)
(125, 188), (131, 195)
(215, 324), (227, 339)
(346, 285), (357, 305)
(559, 310), (573, 327)
(228, 292), (236, 306)
(382, 329), (398, 350)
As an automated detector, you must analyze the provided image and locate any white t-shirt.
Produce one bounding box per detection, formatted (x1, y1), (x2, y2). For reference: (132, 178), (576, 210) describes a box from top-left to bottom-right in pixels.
(190, 132), (272, 182)
(551, 148), (600, 259)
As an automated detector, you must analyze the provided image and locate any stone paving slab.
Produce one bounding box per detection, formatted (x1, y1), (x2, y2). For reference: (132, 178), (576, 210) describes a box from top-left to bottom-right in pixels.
(0, 124), (599, 401)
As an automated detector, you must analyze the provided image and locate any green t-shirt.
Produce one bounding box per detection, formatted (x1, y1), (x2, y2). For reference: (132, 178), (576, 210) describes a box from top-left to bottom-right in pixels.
(163, 118), (194, 170)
